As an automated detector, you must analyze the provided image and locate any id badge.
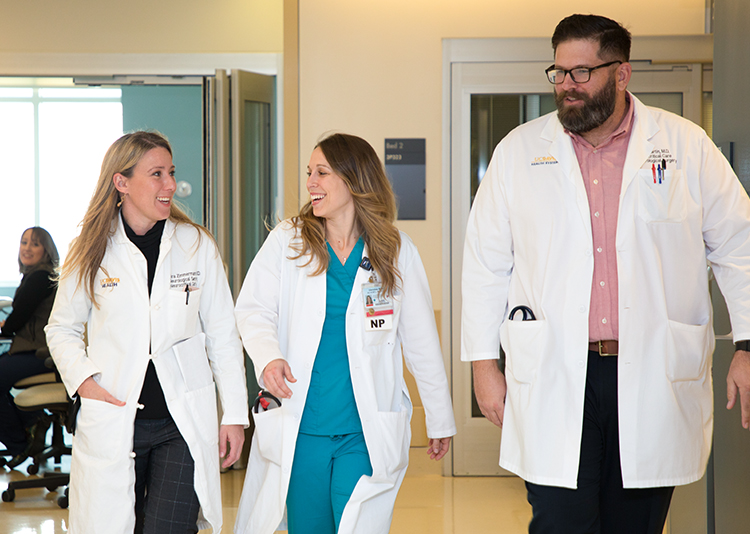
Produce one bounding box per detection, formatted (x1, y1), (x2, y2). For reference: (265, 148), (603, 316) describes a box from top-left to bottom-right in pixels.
(362, 282), (393, 331)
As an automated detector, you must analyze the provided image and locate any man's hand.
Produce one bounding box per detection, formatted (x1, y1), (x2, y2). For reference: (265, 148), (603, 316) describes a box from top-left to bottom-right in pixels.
(472, 359), (507, 428)
(219, 424), (245, 468)
(76, 376), (126, 406)
(727, 349), (750, 429)
(262, 359), (297, 399)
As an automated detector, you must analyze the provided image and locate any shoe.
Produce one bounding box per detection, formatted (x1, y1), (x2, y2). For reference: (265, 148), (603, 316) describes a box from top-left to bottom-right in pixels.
(5, 452), (29, 469)
(27, 419), (50, 457)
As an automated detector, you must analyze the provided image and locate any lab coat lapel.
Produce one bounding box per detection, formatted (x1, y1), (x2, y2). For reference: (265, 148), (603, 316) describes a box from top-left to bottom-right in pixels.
(621, 94), (659, 195)
(155, 219), (175, 279)
(616, 95), (658, 248)
(544, 115), (593, 237)
(347, 242), (371, 314)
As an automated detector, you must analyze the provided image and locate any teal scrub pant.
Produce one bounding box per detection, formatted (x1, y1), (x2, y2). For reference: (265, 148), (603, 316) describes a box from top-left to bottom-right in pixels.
(286, 432), (372, 534)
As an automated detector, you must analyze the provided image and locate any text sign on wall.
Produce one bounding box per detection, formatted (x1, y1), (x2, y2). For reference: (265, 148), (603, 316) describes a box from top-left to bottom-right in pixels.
(385, 138), (426, 220)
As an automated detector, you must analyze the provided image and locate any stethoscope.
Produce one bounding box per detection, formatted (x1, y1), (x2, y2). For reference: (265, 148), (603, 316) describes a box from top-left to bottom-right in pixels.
(509, 305), (536, 321)
(253, 390), (282, 413)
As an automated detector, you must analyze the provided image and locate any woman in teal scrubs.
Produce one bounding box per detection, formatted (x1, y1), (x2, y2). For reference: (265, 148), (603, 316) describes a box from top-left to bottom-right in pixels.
(234, 133), (456, 534)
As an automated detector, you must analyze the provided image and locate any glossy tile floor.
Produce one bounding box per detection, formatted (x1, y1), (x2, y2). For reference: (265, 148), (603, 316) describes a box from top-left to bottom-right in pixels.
(0, 447), (532, 533)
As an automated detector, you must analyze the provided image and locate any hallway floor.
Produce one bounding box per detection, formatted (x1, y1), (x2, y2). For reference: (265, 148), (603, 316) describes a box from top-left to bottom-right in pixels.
(0, 447), (532, 533)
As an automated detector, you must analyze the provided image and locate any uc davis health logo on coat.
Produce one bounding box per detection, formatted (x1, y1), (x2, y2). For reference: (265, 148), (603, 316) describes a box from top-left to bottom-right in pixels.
(531, 156), (558, 166)
(100, 277), (120, 288)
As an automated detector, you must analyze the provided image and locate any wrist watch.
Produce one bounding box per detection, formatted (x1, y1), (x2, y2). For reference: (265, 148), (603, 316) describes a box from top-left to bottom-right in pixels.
(735, 340), (750, 352)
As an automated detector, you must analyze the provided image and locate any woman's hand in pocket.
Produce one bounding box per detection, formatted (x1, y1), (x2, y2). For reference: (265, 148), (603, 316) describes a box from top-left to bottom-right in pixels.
(76, 376), (125, 406)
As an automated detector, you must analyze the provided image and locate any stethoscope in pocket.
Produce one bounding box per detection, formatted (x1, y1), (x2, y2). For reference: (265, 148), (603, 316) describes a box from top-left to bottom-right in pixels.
(509, 305), (536, 321)
(253, 390), (282, 414)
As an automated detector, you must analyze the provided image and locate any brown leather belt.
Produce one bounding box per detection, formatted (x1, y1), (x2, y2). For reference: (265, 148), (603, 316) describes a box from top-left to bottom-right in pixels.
(589, 340), (618, 356)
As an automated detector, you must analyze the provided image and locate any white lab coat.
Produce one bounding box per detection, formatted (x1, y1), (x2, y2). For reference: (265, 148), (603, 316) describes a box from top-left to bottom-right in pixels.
(233, 221), (456, 534)
(46, 217), (249, 534)
(462, 94), (750, 489)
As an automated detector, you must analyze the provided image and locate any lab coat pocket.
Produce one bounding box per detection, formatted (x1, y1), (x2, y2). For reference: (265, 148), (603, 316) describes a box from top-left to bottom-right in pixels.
(371, 409), (410, 482)
(501, 319), (547, 384)
(75, 398), (128, 461)
(251, 408), (283, 465)
(637, 169), (687, 223)
(173, 333), (213, 391)
(168, 287), (202, 341)
(666, 320), (712, 382)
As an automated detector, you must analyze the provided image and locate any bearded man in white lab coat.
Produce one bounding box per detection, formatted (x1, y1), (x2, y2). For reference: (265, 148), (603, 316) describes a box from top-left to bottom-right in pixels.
(461, 13), (750, 534)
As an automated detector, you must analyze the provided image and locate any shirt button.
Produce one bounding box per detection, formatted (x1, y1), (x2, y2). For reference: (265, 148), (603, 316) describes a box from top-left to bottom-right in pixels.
(600, 281), (605, 287)
(579, 306), (586, 313)
(593, 149), (598, 154)
(593, 179), (599, 185)
(578, 361), (585, 368)
(602, 318), (608, 324)
(154, 305), (160, 311)
(597, 247), (603, 253)
(594, 211), (600, 217)
(130, 452), (136, 458)
(585, 249), (592, 256)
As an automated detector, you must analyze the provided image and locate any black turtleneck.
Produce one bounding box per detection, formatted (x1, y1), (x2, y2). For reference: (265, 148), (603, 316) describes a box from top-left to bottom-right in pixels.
(122, 214), (170, 419)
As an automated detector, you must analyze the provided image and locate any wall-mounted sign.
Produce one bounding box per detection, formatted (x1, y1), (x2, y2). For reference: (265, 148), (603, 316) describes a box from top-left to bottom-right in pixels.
(385, 138), (425, 220)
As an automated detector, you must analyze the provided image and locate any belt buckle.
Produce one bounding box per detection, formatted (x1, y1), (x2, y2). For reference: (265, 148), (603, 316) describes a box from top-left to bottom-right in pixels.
(598, 340), (616, 357)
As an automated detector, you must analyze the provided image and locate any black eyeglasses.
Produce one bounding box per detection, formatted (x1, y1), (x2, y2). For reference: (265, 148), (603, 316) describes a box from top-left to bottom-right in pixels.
(545, 60), (622, 84)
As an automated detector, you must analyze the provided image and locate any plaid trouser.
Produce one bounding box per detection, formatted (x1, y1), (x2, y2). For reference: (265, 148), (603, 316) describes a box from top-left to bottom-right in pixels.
(133, 417), (200, 534)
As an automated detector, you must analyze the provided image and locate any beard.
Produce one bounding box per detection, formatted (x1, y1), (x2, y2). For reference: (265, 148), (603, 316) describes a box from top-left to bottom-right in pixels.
(555, 75), (617, 134)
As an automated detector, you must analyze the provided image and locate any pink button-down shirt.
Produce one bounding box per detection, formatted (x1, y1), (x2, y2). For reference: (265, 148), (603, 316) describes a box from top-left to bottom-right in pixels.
(567, 97), (634, 341)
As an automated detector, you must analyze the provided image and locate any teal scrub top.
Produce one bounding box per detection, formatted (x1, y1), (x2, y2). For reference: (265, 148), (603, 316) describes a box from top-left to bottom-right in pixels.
(299, 237), (365, 435)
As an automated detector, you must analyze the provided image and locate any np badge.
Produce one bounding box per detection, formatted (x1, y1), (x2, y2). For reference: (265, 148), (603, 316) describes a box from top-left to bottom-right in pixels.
(363, 282), (394, 331)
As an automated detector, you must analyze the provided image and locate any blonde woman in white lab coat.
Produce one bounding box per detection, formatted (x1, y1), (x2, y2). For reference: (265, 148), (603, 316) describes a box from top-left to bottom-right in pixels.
(234, 133), (456, 534)
(46, 131), (249, 534)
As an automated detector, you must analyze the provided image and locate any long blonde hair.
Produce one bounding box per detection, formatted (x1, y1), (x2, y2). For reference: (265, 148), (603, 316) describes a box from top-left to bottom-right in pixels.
(62, 131), (205, 305)
(290, 133), (402, 296)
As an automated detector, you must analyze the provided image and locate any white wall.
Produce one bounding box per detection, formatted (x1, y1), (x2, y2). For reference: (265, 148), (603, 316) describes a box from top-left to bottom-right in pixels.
(297, 0), (707, 310)
(0, 0), (282, 54)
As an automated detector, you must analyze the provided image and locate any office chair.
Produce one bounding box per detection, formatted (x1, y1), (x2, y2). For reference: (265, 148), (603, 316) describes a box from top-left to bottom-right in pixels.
(0, 369), (57, 467)
(1, 348), (72, 508)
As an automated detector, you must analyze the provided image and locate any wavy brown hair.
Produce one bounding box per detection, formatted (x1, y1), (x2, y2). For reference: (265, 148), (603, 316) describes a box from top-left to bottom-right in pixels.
(61, 131), (207, 306)
(290, 133), (402, 296)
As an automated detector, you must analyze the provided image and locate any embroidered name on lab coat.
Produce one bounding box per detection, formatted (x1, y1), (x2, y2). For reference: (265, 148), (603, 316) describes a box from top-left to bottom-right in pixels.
(170, 271), (201, 290)
(531, 156), (558, 166)
(644, 148), (676, 168)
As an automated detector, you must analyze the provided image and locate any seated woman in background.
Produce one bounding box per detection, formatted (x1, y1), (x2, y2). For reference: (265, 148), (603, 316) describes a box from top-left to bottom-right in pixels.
(0, 227), (59, 469)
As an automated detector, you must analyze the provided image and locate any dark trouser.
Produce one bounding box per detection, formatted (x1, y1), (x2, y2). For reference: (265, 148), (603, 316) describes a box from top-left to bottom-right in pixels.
(133, 417), (200, 534)
(525, 351), (674, 534)
(0, 350), (48, 455)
